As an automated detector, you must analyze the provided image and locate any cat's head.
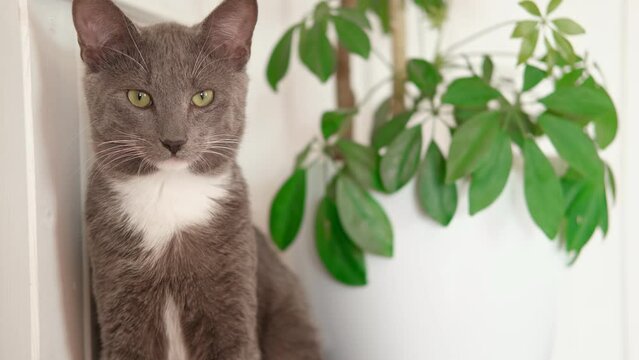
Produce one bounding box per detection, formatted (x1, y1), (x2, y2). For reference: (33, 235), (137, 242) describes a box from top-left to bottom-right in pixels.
(72, 0), (258, 175)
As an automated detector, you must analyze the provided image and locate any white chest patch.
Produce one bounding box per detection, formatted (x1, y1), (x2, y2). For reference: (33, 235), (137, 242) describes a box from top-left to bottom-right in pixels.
(164, 296), (189, 360)
(112, 168), (230, 258)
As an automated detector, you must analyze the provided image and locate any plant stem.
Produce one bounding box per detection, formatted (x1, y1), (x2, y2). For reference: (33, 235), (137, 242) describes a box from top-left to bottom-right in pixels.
(357, 77), (392, 108)
(336, 0), (357, 138)
(444, 20), (518, 54)
(390, 0), (407, 115)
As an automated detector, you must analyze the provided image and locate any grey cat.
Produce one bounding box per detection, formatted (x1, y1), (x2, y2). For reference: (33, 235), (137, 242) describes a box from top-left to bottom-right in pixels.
(71, 0), (322, 359)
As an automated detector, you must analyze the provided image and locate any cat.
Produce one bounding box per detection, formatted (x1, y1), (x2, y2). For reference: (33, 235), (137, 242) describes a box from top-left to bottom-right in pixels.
(71, 0), (322, 359)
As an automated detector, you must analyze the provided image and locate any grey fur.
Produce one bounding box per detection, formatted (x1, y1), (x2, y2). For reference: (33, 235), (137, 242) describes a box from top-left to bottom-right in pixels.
(72, 0), (322, 359)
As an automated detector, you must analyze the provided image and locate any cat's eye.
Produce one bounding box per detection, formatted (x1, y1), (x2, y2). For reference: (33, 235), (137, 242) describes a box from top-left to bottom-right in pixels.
(127, 90), (153, 108)
(192, 90), (215, 107)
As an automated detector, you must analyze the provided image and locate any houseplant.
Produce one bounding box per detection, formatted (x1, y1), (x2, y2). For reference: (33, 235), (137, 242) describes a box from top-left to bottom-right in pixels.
(265, 0), (617, 286)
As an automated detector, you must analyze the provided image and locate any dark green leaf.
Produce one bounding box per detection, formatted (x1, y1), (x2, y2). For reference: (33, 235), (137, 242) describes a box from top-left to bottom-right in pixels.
(313, 2), (331, 22)
(368, 0), (391, 33)
(538, 113), (603, 180)
(321, 110), (354, 139)
(315, 196), (367, 286)
(605, 163), (616, 201)
(454, 105), (487, 126)
(442, 77), (502, 107)
(407, 59), (441, 98)
(267, 26), (296, 91)
(583, 80), (618, 149)
(417, 142), (458, 225)
(556, 68), (584, 89)
(482, 55), (494, 83)
(372, 111), (413, 150)
(336, 7), (371, 29)
(511, 20), (538, 38)
(336, 174), (393, 257)
(469, 130), (512, 215)
(270, 169), (307, 249)
(599, 189), (609, 236)
(380, 126), (423, 192)
(336, 139), (385, 191)
(446, 111), (501, 183)
(523, 139), (564, 239)
(547, 0), (562, 14)
(519, 1), (542, 16)
(553, 18), (585, 35)
(564, 182), (604, 251)
(372, 97), (392, 131)
(332, 16), (371, 58)
(299, 22), (336, 82)
(414, 0), (448, 28)
(518, 29), (539, 64)
(523, 64), (546, 91)
(552, 30), (576, 64)
(295, 141), (315, 168)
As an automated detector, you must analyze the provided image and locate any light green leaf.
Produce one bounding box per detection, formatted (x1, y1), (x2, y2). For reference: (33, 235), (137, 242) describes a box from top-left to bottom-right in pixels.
(469, 131), (512, 215)
(316, 196), (367, 286)
(547, 0), (563, 14)
(552, 30), (576, 64)
(269, 169), (307, 249)
(511, 20), (538, 38)
(605, 163), (616, 201)
(482, 55), (494, 83)
(417, 142), (458, 225)
(336, 139), (385, 192)
(442, 77), (502, 107)
(299, 22), (336, 82)
(523, 139), (564, 239)
(538, 113), (604, 180)
(446, 111), (501, 183)
(267, 26), (296, 91)
(372, 111), (413, 150)
(519, 1), (542, 16)
(556, 68), (584, 89)
(407, 59), (441, 98)
(523, 64), (546, 91)
(564, 182), (604, 251)
(336, 174), (394, 257)
(332, 16), (371, 58)
(553, 18), (585, 35)
(518, 29), (539, 64)
(380, 126), (423, 192)
(336, 7), (371, 29)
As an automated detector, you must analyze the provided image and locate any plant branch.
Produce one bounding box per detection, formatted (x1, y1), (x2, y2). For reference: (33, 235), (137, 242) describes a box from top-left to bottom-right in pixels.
(336, 0), (357, 138)
(390, 0), (407, 115)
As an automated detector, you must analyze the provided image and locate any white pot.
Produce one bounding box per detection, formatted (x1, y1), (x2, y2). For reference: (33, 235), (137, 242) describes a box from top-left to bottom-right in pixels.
(287, 167), (565, 360)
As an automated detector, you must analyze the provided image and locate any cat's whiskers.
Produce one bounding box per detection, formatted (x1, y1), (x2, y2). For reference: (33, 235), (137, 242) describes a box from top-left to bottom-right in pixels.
(104, 46), (147, 73)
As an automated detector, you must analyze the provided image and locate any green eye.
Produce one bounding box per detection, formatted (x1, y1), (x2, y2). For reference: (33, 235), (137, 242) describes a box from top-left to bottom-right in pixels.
(127, 90), (153, 108)
(192, 90), (215, 107)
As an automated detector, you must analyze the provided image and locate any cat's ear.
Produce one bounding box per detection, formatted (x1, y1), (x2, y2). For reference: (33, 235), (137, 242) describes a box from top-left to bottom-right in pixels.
(72, 0), (138, 70)
(200, 0), (258, 70)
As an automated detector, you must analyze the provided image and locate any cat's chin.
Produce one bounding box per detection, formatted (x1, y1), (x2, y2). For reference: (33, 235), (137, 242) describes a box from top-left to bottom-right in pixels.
(156, 158), (190, 171)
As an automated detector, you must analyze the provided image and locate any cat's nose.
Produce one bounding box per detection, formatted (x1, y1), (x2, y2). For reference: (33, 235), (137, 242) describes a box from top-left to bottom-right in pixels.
(161, 139), (186, 155)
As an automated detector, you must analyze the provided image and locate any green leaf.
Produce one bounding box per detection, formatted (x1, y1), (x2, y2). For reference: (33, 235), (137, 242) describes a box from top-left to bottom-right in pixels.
(518, 29), (539, 64)
(552, 30), (576, 64)
(321, 110), (354, 139)
(605, 164), (616, 201)
(442, 77), (502, 107)
(368, 0), (391, 33)
(336, 174), (394, 257)
(540, 83), (618, 148)
(295, 141), (315, 168)
(417, 142), (458, 225)
(556, 68), (584, 89)
(523, 139), (564, 239)
(315, 196), (367, 286)
(299, 22), (336, 82)
(482, 55), (494, 83)
(538, 113), (603, 180)
(599, 189), (609, 236)
(552, 18), (585, 35)
(336, 7), (371, 29)
(414, 0), (448, 28)
(372, 111), (413, 150)
(380, 126), (423, 192)
(469, 131), (512, 215)
(564, 182), (604, 251)
(519, 1), (542, 16)
(372, 97), (392, 131)
(332, 16), (371, 58)
(267, 26), (296, 91)
(269, 169), (307, 249)
(336, 139), (385, 192)
(511, 20), (538, 38)
(523, 65), (546, 91)
(446, 111), (501, 183)
(547, 0), (563, 14)
(407, 59), (441, 98)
